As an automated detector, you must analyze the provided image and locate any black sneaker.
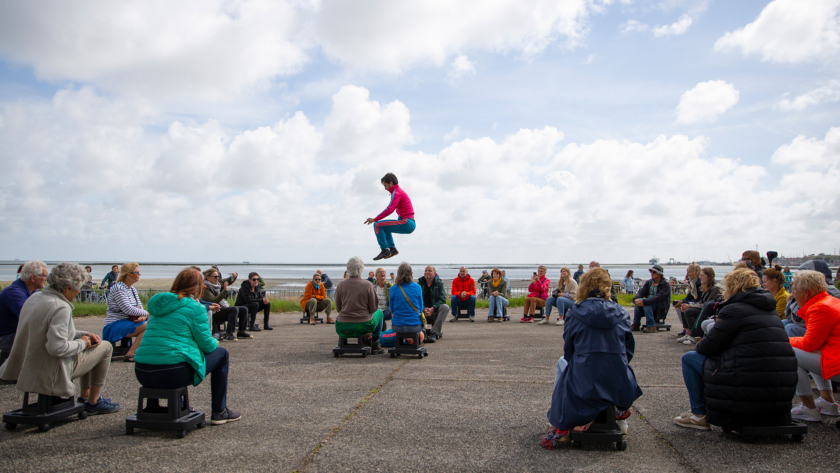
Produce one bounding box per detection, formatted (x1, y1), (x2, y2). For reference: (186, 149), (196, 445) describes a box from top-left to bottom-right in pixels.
(425, 330), (437, 343)
(384, 247), (398, 259)
(373, 248), (390, 261)
(263, 322), (273, 330)
(248, 324), (262, 332)
(221, 333), (238, 342)
(210, 407), (242, 425)
(237, 331), (253, 339)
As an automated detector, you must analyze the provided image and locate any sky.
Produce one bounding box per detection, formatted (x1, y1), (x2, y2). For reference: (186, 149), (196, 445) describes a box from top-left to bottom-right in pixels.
(0, 0), (838, 265)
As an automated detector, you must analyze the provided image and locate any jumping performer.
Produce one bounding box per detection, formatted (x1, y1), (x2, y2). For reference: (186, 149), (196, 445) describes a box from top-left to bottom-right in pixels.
(364, 173), (415, 261)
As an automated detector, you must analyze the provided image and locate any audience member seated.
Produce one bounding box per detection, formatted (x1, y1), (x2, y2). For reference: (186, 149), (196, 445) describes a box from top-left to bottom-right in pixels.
(0, 263), (120, 415)
(203, 268), (250, 341)
(373, 267), (392, 330)
(573, 264), (584, 283)
(135, 268), (240, 425)
(587, 261), (619, 303)
(101, 264), (119, 294)
(235, 272), (271, 331)
(680, 268), (723, 345)
(418, 266), (449, 340)
(477, 270), (491, 298)
(334, 257), (384, 355)
(487, 268), (508, 322)
(631, 264), (671, 333)
(784, 260), (840, 338)
(740, 250), (765, 282)
(673, 264), (701, 337)
(541, 268), (641, 448)
(390, 262), (424, 337)
(674, 268), (797, 431)
(0, 260), (47, 362)
(540, 267), (577, 326)
(522, 265), (550, 323)
(622, 270), (635, 294)
(762, 265), (790, 320)
(787, 270), (840, 422)
(449, 266), (476, 322)
(102, 262), (147, 362)
(300, 273), (333, 324)
(366, 272), (375, 284)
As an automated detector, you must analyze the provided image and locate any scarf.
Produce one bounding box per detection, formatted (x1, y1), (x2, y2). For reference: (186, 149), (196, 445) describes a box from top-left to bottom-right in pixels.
(492, 277), (501, 288)
(204, 280), (230, 307)
(312, 283), (320, 290)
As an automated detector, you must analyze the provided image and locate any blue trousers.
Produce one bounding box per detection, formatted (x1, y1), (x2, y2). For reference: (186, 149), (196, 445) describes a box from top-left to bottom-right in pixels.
(681, 351), (707, 415)
(633, 302), (657, 327)
(374, 218), (416, 249)
(135, 347), (229, 413)
(545, 296), (575, 319)
(451, 295), (476, 317)
(488, 295), (508, 317)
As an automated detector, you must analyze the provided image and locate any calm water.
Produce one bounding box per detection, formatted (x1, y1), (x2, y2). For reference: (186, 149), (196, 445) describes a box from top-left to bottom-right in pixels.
(0, 262), (737, 287)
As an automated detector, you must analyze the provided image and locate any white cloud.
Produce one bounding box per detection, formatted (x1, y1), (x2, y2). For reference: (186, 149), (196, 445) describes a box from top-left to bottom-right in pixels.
(771, 127), (840, 171)
(777, 80), (840, 111)
(714, 0), (840, 63)
(652, 14), (693, 37)
(621, 20), (649, 33)
(676, 80), (739, 124)
(447, 55), (477, 83)
(443, 126), (462, 141)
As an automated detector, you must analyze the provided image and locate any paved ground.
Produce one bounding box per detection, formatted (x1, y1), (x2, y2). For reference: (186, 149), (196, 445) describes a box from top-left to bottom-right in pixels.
(2, 307), (839, 473)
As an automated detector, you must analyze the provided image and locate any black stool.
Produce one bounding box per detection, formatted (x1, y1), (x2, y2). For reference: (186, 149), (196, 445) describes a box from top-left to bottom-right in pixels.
(455, 306), (474, 321)
(333, 336), (371, 358)
(299, 311), (324, 324)
(389, 332), (428, 359)
(487, 306), (509, 322)
(111, 337), (132, 360)
(568, 406), (626, 451)
(125, 386), (205, 438)
(3, 393), (87, 432)
(722, 421), (807, 443)
(642, 317), (672, 332)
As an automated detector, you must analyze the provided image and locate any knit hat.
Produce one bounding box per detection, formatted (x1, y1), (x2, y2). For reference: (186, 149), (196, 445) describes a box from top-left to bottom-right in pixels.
(799, 260), (833, 283)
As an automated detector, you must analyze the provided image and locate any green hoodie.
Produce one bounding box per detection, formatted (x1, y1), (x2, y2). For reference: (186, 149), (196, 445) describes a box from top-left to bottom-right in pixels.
(134, 292), (219, 386)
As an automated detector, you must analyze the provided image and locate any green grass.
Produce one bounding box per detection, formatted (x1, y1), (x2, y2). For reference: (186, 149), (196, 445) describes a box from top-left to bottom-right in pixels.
(72, 302), (109, 317)
(617, 293), (686, 306)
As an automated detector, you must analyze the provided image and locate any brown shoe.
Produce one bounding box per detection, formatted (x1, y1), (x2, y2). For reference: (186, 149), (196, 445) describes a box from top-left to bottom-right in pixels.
(642, 327), (657, 333)
(326, 317), (334, 324)
(630, 323), (640, 331)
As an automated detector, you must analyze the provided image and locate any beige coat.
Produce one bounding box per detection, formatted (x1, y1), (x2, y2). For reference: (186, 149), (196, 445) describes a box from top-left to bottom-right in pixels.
(557, 278), (578, 300)
(0, 287), (88, 397)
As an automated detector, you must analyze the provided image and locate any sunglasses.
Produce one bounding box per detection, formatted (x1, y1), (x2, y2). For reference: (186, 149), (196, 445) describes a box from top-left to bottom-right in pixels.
(251, 278), (260, 281)
(209, 275), (219, 279)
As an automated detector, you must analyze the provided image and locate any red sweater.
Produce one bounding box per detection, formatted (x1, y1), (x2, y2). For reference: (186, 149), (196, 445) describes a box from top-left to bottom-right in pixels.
(452, 275), (476, 301)
(790, 291), (840, 380)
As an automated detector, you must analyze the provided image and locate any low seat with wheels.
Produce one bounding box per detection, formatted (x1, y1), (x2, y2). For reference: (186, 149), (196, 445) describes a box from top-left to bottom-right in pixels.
(568, 406), (626, 451)
(333, 336), (371, 358)
(487, 306), (509, 322)
(388, 332), (427, 359)
(299, 311), (324, 324)
(3, 392), (88, 432)
(125, 386), (205, 438)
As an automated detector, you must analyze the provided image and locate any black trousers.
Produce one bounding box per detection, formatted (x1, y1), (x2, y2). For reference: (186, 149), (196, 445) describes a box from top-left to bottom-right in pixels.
(690, 301), (718, 338)
(239, 301), (270, 325)
(213, 306), (248, 333)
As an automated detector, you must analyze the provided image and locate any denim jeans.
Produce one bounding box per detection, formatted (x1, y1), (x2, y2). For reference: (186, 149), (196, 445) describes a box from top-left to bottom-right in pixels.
(488, 295), (508, 317)
(633, 302), (656, 327)
(135, 347), (230, 413)
(450, 295), (476, 317)
(545, 296), (574, 319)
(785, 323), (806, 338)
(681, 351), (706, 415)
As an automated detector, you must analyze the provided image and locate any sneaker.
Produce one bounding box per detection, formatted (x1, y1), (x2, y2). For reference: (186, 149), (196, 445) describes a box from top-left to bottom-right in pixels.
(77, 396), (111, 405)
(85, 397), (121, 415)
(528, 317), (535, 323)
(683, 337), (698, 345)
(372, 248), (390, 261)
(237, 331), (253, 339)
(538, 318), (549, 325)
(677, 334), (689, 342)
(520, 317), (529, 323)
(673, 413), (710, 430)
(791, 403), (822, 422)
(449, 317), (456, 323)
(384, 247), (398, 259)
(676, 330), (687, 337)
(816, 397), (840, 416)
(210, 407), (242, 425)
(617, 419), (628, 435)
(425, 330), (437, 343)
(642, 327), (657, 333)
(630, 323), (640, 331)
(555, 319), (565, 326)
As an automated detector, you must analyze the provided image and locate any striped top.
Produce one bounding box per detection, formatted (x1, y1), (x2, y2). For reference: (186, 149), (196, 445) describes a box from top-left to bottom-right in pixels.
(104, 282), (148, 326)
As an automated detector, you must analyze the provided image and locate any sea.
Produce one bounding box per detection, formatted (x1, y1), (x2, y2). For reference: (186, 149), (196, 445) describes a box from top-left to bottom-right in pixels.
(0, 262), (738, 288)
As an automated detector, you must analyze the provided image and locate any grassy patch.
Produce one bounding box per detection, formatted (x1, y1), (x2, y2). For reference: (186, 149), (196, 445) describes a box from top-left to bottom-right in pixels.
(616, 293), (686, 307)
(72, 303), (108, 317)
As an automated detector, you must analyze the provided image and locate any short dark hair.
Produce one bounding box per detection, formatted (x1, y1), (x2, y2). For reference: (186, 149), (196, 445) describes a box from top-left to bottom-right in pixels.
(248, 272), (260, 280)
(381, 173), (398, 185)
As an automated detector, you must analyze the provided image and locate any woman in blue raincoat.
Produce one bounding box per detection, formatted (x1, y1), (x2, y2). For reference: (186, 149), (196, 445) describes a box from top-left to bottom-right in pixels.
(542, 268), (643, 448)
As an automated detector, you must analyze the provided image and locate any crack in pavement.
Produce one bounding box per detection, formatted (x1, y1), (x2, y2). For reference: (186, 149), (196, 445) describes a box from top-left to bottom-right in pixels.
(292, 360), (408, 473)
(634, 406), (700, 473)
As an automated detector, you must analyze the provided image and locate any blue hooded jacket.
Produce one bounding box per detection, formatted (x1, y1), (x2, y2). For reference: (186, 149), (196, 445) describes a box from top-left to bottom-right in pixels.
(547, 297), (643, 430)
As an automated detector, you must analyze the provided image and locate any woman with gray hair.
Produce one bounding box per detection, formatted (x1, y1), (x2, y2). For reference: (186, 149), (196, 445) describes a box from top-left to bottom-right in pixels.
(0, 263), (121, 415)
(389, 262), (424, 336)
(334, 257), (385, 354)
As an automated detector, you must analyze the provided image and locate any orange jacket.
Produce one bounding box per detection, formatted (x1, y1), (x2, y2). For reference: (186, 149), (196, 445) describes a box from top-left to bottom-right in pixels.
(452, 275), (476, 301)
(789, 291), (840, 380)
(300, 282), (326, 310)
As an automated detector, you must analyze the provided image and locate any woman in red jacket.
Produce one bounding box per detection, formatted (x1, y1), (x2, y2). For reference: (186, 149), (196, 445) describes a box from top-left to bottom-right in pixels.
(788, 270), (840, 422)
(522, 265), (550, 323)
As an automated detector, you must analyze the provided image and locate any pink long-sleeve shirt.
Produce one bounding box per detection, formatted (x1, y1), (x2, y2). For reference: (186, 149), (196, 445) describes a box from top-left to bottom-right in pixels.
(374, 184), (415, 221)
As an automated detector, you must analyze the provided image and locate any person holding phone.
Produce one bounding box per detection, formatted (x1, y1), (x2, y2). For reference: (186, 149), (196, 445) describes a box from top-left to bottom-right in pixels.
(0, 263), (121, 415)
(103, 262), (148, 362)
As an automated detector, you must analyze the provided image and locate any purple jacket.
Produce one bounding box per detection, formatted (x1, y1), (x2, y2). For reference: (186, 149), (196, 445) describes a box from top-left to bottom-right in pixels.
(375, 184), (415, 221)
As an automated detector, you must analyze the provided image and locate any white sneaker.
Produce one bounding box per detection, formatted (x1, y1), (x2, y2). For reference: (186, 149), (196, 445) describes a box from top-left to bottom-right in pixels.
(816, 397), (840, 416)
(537, 318), (549, 325)
(683, 337), (697, 345)
(555, 319), (565, 326)
(616, 419), (628, 435)
(791, 403), (822, 422)
(676, 335), (688, 342)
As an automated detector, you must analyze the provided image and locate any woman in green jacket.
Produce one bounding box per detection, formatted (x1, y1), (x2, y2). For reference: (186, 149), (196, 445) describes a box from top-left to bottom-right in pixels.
(134, 268), (241, 425)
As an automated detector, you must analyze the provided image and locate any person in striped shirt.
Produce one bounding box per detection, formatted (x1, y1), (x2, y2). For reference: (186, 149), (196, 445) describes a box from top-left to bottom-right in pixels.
(364, 173), (416, 261)
(102, 262), (148, 362)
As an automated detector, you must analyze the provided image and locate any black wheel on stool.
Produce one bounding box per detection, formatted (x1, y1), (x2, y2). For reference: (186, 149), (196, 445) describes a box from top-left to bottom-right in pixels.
(4, 423), (16, 431)
(743, 435), (756, 443)
(361, 353), (367, 358)
(177, 430), (187, 439)
(390, 353), (396, 358)
(666, 327), (671, 331)
(78, 410), (89, 420)
(126, 426), (134, 435)
(334, 352), (339, 358)
(792, 433), (804, 442)
(722, 426), (732, 434)
(572, 440), (582, 449)
(198, 420), (206, 429)
(617, 440), (627, 451)
(38, 423), (51, 433)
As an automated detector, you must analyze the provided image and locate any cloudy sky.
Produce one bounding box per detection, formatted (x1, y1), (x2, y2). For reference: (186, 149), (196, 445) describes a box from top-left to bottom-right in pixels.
(0, 0), (838, 265)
